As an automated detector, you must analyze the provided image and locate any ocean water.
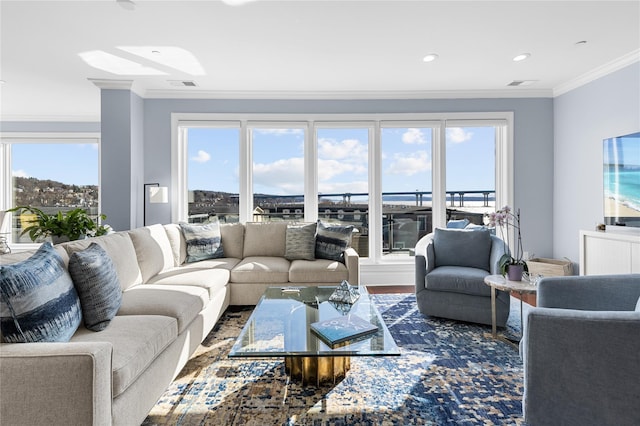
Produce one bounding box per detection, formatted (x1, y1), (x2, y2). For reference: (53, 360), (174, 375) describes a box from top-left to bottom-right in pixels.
(604, 167), (640, 213)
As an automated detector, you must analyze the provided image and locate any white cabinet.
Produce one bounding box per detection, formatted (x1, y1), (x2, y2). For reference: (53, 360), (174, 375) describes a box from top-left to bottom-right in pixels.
(579, 230), (640, 275)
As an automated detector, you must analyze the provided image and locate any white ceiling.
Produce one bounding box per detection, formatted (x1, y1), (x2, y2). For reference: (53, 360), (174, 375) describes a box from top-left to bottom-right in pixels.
(1, 0), (639, 121)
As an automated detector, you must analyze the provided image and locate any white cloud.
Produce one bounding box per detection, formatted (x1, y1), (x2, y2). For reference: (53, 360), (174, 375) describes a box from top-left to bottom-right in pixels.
(447, 127), (473, 143)
(253, 157), (304, 194)
(318, 138), (367, 162)
(386, 150), (430, 176)
(402, 128), (427, 144)
(191, 150), (211, 163)
(12, 169), (30, 178)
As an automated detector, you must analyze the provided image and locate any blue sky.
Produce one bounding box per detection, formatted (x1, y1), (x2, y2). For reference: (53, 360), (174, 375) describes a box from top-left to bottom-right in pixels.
(186, 126), (496, 197)
(9, 126), (497, 196)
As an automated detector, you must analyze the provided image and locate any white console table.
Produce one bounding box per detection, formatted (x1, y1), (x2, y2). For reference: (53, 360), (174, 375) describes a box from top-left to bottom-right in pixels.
(579, 230), (640, 275)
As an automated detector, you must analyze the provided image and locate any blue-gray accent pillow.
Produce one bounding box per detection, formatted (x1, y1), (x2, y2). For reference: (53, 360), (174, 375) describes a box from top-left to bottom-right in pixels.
(315, 221), (353, 262)
(0, 243), (82, 343)
(180, 219), (223, 263)
(446, 218), (470, 229)
(635, 296), (640, 312)
(433, 228), (491, 271)
(68, 242), (122, 332)
(285, 222), (317, 261)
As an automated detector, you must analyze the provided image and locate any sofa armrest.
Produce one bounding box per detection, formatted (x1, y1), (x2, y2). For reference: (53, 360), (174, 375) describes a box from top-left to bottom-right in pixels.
(537, 274), (640, 311)
(521, 308), (640, 425)
(414, 233), (434, 292)
(344, 247), (360, 285)
(0, 341), (113, 426)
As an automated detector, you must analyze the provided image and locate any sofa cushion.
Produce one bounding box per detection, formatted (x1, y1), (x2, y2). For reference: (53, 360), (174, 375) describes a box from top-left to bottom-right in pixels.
(289, 259), (349, 283)
(315, 221), (353, 261)
(285, 222), (317, 261)
(230, 256), (290, 283)
(62, 232), (143, 291)
(426, 266), (492, 297)
(163, 223), (185, 266)
(128, 224), (175, 281)
(0, 245), (69, 267)
(220, 223), (245, 260)
(146, 267), (229, 300)
(0, 243), (81, 343)
(179, 220), (224, 263)
(433, 228), (491, 271)
(243, 222), (287, 257)
(71, 315), (177, 398)
(68, 242), (122, 331)
(118, 284), (209, 334)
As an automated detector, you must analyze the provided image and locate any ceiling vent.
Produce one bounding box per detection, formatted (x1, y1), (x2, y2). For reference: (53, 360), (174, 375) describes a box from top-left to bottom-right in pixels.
(507, 80), (537, 87)
(168, 80), (198, 87)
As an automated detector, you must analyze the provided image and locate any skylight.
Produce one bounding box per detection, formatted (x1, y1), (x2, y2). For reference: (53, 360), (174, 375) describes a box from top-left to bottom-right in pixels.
(79, 50), (167, 75)
(118, 46), (205, 76)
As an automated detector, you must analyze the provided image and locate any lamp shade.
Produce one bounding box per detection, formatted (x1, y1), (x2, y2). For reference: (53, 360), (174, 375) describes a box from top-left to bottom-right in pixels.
(149, 186), (169, 204)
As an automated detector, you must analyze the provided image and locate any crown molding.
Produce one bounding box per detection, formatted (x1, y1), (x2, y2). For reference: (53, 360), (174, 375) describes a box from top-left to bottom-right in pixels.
(553, 49), (640, 97)
(88, 78), (146, 98)
(0, 114), (100, 122)
(142, 87), (553, 100)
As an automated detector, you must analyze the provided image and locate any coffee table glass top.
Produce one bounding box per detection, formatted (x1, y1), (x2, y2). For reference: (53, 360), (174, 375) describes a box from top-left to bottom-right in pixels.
(229, 286), (400, 358)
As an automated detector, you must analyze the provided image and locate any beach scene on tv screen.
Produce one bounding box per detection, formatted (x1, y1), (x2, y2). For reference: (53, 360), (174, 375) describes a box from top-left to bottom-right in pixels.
(603, 132), (640, 227)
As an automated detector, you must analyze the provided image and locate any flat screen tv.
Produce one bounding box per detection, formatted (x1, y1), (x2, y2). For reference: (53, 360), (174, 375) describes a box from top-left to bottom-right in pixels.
(603, 131), (640, 228)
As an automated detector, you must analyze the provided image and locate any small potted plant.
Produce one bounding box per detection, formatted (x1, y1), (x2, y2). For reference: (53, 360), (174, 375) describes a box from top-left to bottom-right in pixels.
(8, 206), (109, 244)
(486, 205), (528, 280)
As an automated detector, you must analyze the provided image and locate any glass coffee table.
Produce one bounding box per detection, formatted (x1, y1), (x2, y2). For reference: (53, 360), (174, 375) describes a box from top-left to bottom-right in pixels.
(228, 285), (400, 386)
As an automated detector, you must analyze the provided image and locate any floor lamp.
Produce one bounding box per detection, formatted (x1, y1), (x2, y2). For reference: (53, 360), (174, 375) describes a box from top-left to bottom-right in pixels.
(143, 183), (169, 226)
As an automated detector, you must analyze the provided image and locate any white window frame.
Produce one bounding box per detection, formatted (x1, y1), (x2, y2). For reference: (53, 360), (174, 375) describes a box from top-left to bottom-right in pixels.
(0, 132), (101, 249)
(172, 112), (513, 279)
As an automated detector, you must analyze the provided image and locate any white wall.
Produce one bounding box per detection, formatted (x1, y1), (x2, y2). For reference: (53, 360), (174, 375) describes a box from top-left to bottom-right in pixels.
(553, 62), (640, 268)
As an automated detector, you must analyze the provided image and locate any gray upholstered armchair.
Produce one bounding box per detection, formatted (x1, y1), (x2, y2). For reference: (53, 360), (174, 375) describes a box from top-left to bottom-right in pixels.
(521, 274), (640, 426)
(414, 228), (510, 326)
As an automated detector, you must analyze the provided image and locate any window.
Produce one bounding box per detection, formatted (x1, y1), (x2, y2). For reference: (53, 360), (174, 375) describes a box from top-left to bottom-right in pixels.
(251, 126), (306, 223)
(381, 125), (434, 257)
(317, 126), (370, 257)
(445, 124), (497, 224)
(0, 134), (101, 245)
(186, 127), (240, 223)
(174, 113), (512, 265)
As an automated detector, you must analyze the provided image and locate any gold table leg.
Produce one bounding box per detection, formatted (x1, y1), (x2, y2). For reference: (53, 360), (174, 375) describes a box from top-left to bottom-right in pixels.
(285, 356), (351, 386)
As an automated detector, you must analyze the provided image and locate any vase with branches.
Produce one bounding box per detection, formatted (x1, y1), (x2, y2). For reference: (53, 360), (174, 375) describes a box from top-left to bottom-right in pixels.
(486, 205), (528, 280)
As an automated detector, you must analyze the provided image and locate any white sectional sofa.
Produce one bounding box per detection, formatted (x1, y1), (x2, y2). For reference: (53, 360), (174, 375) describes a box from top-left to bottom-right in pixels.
(0, 221), (359, 426)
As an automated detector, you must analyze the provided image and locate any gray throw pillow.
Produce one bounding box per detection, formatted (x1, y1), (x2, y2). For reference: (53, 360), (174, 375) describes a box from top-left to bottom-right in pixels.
(180, 219), (224, 263)
(68, 242), (122, 332)
(433, 228), (491, 271)
(0, 243), (82, 343)
(446, 218), (470, 229)
(285, 222), (317, 261)
(315, 221), (353, 262)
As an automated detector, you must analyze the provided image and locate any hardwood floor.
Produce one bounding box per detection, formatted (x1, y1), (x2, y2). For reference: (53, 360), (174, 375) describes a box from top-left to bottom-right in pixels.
(366, 285), (415, 294)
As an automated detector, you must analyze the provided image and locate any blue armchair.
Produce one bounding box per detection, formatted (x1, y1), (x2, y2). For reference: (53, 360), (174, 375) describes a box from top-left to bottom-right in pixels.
(414, 227), (510, 326)
(521, 274), (640, 426)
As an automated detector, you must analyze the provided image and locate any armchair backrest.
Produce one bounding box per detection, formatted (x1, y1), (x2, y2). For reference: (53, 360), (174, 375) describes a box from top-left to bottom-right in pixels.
(432, 228), (492, 271)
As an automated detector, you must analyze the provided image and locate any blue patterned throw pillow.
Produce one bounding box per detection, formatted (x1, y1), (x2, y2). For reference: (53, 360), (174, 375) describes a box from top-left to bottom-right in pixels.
(180, 219), (224, 263)
(68, 242), (122, 331)
(315, 221), (354, 262)
(0, 243), (82, 343)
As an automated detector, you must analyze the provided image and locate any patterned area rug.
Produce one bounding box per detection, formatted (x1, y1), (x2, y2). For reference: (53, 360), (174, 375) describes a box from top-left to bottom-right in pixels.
(143, 294), (527, 425)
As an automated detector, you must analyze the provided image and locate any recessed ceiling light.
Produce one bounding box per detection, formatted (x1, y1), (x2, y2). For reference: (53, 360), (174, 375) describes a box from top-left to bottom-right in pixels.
(513, 53), (531, 62)
(422, 53), (439, 63)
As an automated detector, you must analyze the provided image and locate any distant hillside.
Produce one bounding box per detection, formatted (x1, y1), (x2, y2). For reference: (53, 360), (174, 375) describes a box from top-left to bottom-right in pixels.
(13, 176), (99, 211)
